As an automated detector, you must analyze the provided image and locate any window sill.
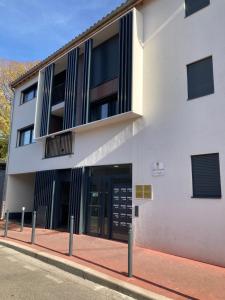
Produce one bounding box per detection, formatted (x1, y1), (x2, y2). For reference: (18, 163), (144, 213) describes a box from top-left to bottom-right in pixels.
(43, 152), (73, 159)
(191, 196), (222, 199)
(187, 91), (214, 101)
(19, 97), (37, 106)
(16, 142), (35, 148)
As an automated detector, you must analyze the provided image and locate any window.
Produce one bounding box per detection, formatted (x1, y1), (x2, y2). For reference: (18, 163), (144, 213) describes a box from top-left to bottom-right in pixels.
(18, 125), (34, 146)
(90, 94), (117, 122)
(21, 84), (37, 104)
(187, 56), (214, 100)
(191, 153), (221, 198)
(91, 35), (119, 88)
(51, 70), (66, 105)
(185, 0), (210, 17)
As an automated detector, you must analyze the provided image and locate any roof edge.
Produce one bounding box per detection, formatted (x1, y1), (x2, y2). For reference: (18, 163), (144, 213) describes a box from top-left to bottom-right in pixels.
(11, 0), (143, 89)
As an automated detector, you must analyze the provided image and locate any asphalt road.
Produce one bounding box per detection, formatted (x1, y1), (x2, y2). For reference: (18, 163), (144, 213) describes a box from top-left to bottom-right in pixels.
(0, 245), (135, 300)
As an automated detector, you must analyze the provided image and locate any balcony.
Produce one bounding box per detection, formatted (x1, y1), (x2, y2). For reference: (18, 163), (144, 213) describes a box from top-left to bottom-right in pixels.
(35, 8), (143, 140)
(45, 132), (73, 158)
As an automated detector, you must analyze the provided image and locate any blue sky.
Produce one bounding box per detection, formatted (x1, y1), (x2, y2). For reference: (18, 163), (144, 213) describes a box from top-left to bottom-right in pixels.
(0, 0), (124, 62)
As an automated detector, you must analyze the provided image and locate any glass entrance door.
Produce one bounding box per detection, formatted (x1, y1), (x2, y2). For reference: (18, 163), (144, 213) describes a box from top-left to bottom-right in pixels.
(87, 176), (110, 238)
(86, 164), (132, 241)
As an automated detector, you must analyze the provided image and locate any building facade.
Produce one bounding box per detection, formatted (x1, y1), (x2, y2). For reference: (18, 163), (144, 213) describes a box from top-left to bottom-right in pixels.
(5, 0), (225, 267)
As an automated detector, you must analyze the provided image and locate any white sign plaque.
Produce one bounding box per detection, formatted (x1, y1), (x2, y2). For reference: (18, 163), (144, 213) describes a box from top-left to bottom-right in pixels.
(152, 162), (165, 176)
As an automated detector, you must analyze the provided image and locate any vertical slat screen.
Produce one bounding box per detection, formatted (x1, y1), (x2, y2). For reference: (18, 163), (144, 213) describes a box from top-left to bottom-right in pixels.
(33, 170), (56, 228)
(118, 12), (133, 114)
(82, 39), (92, 124)
(68, 168), (83, 233)
(40, 64), (54, 136)
(63, 48), (79, 129)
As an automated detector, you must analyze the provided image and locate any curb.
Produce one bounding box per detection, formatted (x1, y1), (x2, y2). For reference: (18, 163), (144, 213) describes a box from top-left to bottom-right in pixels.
(0, 239), (171, 300)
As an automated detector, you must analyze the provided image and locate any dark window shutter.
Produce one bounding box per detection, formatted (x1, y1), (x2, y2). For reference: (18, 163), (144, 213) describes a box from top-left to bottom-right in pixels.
(69, 168), (83, 233)
(185, 0), (210, 17)
(81, 39), (92, 124)
(40, 64), (54, 136)
(191, 153), (221, 198)
(64, 48), (79, 129)
(34, 170), (57, 228)
(187, 56), (214, 100)
(118, 11), (133, 114)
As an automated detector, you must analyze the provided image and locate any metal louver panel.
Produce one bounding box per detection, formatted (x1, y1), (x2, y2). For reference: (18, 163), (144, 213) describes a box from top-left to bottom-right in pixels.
(82, 39), (92, 124)
(191, 153), (221, 198)
(63, 48), (79, 129)
(33, 170), (57, 228)
(40, 64), (54, 136)
(118, 12), (133, 114)
(68, 168), (83, 233)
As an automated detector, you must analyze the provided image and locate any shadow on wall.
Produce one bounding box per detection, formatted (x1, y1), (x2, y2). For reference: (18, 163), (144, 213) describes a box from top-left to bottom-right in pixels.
(75, 118), (146, 167)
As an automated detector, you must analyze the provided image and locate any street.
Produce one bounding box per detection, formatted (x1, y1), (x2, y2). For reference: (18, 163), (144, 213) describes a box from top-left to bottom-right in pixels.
(0, 245), (135, 300)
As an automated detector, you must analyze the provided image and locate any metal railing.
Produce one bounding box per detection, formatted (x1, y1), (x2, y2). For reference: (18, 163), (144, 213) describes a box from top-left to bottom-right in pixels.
(45, 132), (72, 158)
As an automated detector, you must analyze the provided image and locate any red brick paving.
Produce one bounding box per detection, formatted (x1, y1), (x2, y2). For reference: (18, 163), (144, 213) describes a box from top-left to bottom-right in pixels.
(1, 222), (225, 300)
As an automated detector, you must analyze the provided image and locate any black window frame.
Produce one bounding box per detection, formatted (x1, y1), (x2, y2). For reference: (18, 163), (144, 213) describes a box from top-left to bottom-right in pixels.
(17, 125), (34, 147)
(51, 70), (66, 106)
(191, 153), (222, 199)
(185, 0), (210, 17)
(89, 93), (118, 122)
(21, 83), (38, 104)
(90, 34), (119, 89)
(187, 56), (214, 100)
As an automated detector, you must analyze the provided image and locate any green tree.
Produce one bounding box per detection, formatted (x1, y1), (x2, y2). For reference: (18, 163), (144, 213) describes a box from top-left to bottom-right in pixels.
(0, 60), (38, 160)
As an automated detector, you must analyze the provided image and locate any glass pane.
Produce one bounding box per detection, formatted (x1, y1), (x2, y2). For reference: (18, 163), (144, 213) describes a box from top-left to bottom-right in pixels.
(103, 192), (109, 236)
(101, 103), (108, 119)
(24, 90), (34, 102)
(20, 130), (30, 145)
(88, 189), (101, 234)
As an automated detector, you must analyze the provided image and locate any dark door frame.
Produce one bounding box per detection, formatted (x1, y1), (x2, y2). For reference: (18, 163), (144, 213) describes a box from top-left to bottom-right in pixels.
(85, 165), (132, 241)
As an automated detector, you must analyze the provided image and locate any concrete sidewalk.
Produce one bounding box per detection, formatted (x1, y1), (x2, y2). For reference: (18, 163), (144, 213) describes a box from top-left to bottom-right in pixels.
(1, 223), (225, 300)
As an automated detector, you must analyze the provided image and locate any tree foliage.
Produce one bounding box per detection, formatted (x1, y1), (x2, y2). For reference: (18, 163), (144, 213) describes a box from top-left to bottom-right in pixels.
(0, 60), (38, 160)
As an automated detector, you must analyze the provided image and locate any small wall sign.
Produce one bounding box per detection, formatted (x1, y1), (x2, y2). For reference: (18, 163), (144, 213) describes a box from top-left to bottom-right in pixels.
(136, 185), (143, 198)
(152, 162), (165, 176)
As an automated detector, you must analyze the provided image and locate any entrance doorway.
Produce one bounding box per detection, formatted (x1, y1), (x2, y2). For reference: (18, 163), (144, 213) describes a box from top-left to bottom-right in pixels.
(86, 164), (132, 242)
(58, 181), (70, 228)
(55, 169), (71, 230)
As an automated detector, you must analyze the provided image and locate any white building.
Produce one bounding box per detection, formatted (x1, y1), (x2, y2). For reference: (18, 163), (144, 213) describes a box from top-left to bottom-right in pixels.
(5, 0), (225, 267)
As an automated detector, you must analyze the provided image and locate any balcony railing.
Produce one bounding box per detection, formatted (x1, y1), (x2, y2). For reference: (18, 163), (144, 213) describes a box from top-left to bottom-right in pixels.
(45, 132), (72, 158)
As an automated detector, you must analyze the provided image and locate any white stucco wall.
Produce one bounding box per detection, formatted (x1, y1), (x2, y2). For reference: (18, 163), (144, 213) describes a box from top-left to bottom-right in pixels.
(6, 173), (35, 212)
(6, 0), (225, 267)
(133, 0), (225, 267)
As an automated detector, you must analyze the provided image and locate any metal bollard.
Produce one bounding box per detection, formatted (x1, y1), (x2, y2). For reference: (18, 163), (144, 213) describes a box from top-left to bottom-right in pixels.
(69, 216), (74, 256)
(4, 210), (9, 238)
(31, 211), (36, 244)
(20, 207), (26, 232)
(128, 223), (133, 278)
